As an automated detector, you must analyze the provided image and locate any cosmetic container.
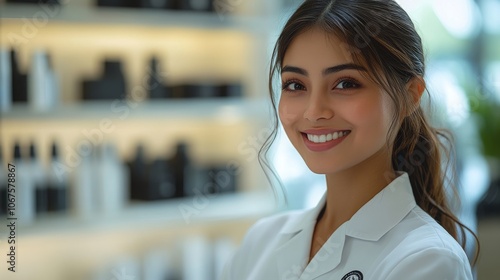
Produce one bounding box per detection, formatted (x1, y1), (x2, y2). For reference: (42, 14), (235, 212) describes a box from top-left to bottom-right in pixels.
(13, 142), (35, 225)
(128, 144), (149, 200)
(0, 144), (7, 216)
(213, 237), (236, 280)
(182, 235), (213, 280)
(148, 57), (168, 99)
(218, 83), (243, 98)
(10, 50), (27, 103)
(30, 142), (48, 214)
(82, 60), (126, 100)
(141, 0), (175, 9)
(6, 0), (60, 3)
(148, 158), (176, 200)
(72, 148), (96, 219)
(172, 142), (191, 198)
(0, 48), (12, 112)
(29, 50), (58, 111)
(176, 0), (213, 12)
(47, 142), (68, 212)
(210, 164), (237, 194)
(96, 143), (128, 216)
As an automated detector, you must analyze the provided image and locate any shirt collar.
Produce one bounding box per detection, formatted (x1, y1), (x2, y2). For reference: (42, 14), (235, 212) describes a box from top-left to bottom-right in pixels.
(278, 172), (416, 241)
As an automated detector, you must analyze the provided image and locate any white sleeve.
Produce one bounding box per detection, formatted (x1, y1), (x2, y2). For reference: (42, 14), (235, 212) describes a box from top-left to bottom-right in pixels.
(384, 248), (473, 280)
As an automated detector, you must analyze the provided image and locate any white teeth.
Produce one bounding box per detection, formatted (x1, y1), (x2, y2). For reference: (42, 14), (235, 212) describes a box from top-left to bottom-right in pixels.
(306, 131), (350, 143)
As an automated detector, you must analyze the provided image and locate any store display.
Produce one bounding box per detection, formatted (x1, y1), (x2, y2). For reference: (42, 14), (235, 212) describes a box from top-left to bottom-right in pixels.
(0, 1), (266, 278)
(82, 60), (127, 100)
(47, 142), (68, 212)
(10, 49), (28, 103)
(0, 48), (12, 112)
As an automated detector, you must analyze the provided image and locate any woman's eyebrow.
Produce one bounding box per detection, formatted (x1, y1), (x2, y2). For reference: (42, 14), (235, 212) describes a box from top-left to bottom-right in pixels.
(281, 63), (367, 76)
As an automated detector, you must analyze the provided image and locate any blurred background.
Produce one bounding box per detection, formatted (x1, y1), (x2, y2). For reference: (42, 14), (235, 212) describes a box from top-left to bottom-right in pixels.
(0, 0), (498, 279)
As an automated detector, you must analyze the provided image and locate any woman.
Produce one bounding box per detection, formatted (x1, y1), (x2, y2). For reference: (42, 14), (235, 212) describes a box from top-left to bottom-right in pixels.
(222, 0), (479, 279)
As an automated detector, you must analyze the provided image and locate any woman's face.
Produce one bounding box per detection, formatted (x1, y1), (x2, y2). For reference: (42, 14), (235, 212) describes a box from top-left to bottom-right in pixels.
(278, 27), (396, 175)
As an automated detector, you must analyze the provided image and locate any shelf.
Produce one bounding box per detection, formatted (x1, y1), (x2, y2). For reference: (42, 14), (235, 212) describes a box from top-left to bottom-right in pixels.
(0, 3), (268, 32)
(12, 191), (276, 237)
(0, 98), (271, 122)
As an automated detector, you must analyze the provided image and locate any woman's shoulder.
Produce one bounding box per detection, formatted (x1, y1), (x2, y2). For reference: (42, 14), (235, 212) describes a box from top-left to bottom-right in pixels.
(221, 208), (312, 279)
(373, 206), (473, 279)
(243, 208), (310, 243)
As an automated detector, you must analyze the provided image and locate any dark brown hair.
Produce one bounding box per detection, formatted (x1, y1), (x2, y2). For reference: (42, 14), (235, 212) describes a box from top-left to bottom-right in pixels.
(258, 0), (479, 265)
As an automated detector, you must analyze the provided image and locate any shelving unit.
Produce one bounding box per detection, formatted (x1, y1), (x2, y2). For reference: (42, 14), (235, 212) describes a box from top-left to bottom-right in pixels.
(1, 98), (269, 121)
(0, 1), (280, 279)
(11, 191), (275, 237)
(0, 2), (270, 32)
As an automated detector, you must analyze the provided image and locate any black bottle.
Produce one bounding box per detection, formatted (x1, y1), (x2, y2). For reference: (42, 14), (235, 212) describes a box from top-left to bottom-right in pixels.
(141, 0), (175, 9)
(0, 144), (7, 215)
(96, 0), (124, 7)
(171, 142), (190, 198)
(82, 60), (126, 100)
(476, 177), (500, 220)
(148, 159), (176, 200)
(30, 143), (48, 214)
(10, 49), (28, 103)
(47, 142), (68, 212)
(6, 0), (60, 4)
(148, 57), (168, 99)
(175, 0), (213, 12)
(210, 164), (237, 193)
(128, 144), (150, 200)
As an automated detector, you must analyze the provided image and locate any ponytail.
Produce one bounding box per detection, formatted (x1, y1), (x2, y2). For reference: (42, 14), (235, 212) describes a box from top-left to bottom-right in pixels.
(393, 107), (479, 265)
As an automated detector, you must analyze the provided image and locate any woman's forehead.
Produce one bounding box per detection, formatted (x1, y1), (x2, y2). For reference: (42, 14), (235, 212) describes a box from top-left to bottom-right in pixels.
(282, 27), (358, 70)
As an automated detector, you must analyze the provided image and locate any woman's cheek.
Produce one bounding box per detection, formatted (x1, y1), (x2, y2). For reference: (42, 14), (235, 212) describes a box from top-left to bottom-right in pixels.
(278, 100), (300, 125)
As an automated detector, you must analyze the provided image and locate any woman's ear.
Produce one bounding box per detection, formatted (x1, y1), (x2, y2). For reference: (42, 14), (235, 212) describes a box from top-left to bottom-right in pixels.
(406, 76), (425, 116)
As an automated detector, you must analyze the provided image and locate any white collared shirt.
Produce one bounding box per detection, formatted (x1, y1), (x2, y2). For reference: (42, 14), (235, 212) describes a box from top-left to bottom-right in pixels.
(221, 172), (473, 280)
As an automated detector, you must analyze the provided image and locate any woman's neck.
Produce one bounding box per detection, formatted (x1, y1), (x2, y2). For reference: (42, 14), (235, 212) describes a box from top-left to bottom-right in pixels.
(319, 148), (397, 234)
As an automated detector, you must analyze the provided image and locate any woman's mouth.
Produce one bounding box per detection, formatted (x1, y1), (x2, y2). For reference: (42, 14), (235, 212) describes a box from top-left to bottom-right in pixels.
(301, 130), (351, 152)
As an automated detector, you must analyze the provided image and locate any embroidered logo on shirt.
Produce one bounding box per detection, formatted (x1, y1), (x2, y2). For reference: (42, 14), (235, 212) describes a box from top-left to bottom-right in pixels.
(341, 270), (363, 280)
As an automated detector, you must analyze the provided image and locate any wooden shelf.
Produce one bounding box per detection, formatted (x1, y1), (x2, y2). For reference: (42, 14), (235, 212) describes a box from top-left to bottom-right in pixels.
(10, 191), (276, 237)
(0, 3), (268, 32)
(0, 98), (271, 121)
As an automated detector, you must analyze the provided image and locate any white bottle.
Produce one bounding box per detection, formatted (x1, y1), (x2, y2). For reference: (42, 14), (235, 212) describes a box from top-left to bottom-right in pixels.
(182, 235), (213, 280)
(71, 150), (96, 220)
(0, 144), (7, 217)
(29, 50), (58, 111)
(213, 237), (236, 280)
(0, 48), (12, 112)
(96, 143), (128, 217)
(142, 247), (174, 280)
(13, 142), (35, 225)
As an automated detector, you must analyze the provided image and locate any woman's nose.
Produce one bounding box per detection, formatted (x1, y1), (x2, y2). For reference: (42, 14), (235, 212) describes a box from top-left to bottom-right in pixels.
(304, 92), (334, 122)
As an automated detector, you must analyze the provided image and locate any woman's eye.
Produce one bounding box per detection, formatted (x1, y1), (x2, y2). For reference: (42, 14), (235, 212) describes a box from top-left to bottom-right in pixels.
(335, 79), (360, 89)
(282, 81), (305, 92)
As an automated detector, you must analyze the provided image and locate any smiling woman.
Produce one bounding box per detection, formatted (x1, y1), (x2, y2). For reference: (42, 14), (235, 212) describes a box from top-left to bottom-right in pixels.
(221, 0), (479, 279)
